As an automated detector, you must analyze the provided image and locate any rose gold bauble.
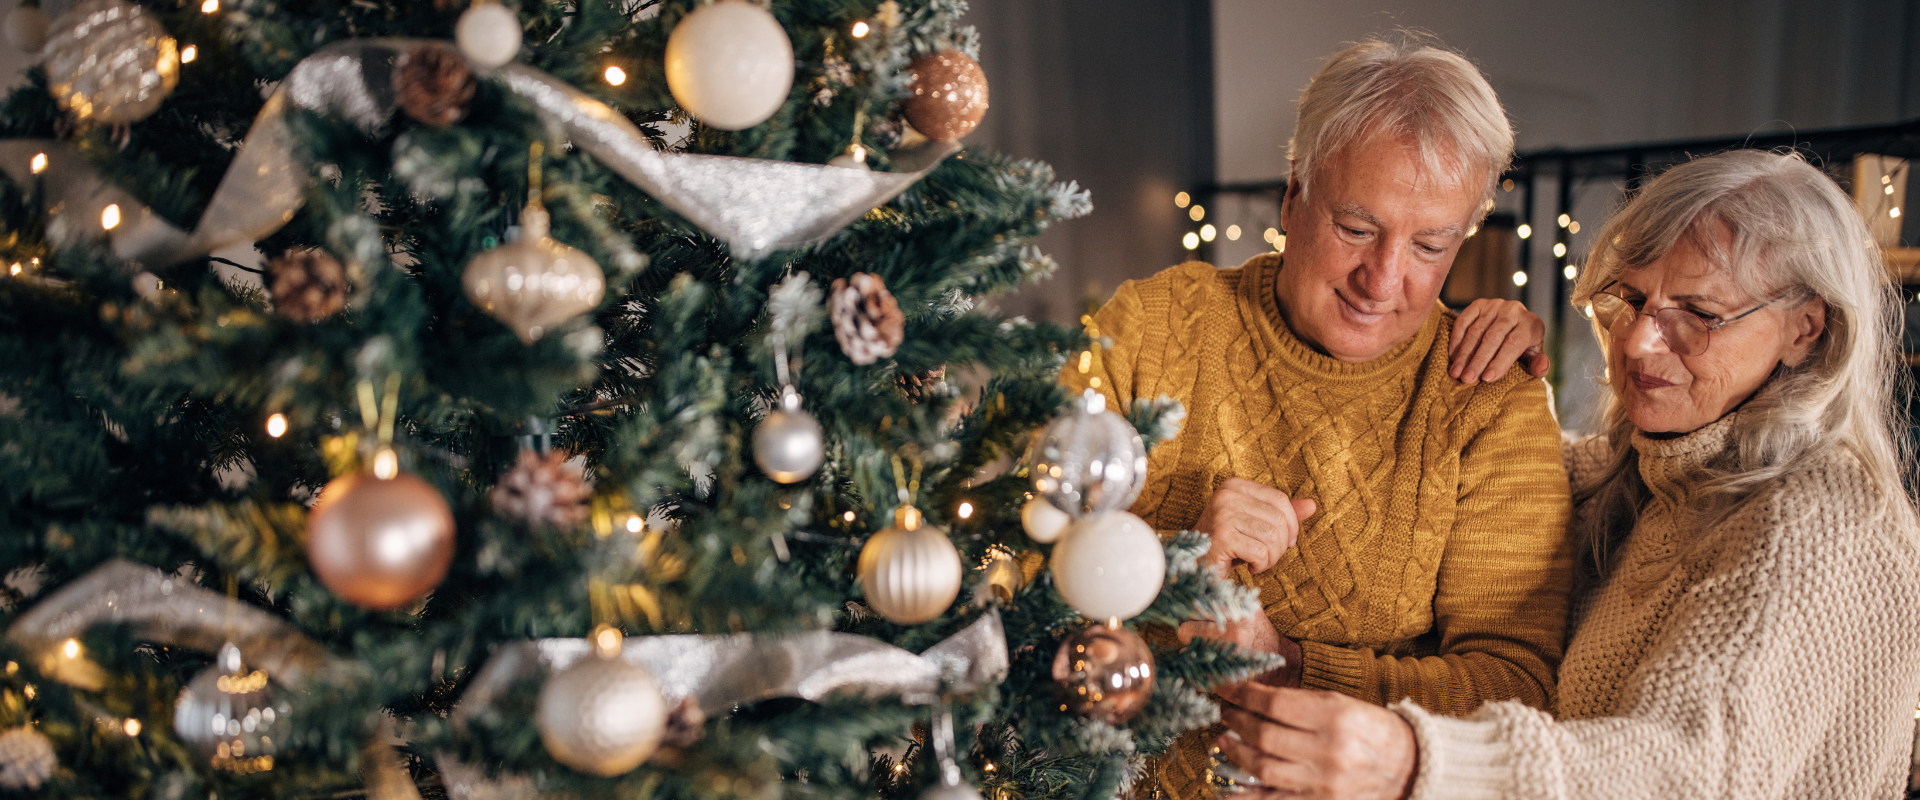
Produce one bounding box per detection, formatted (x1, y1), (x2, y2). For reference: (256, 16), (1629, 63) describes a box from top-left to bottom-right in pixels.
(305, 472), (456, 610)
(1051, 624), (1154, 724)
(903, 52), (988, 141)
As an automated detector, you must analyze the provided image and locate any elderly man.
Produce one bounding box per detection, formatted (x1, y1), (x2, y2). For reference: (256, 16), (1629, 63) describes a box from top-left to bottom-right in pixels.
(1063, 38), (1570, 800)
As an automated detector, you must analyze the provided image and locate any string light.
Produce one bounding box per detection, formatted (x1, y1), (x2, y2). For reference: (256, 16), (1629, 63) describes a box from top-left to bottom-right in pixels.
(265, 414), (287, 438)
(1553, 242), (1568, 258)
(1568, 221), (1581, 234)
(957, 502), (974, 519)
(1173, 192), (1190, 208)
(8, 264), (18, 277)
(30, 152), (46, 174)
(604, 66), (627, 86)
(1262, 227), (1280, 243)
(124, 718), (142, 737)
(626, 514), (643, 533)
(843, 510), (856, 522)
(181, 45), (198, 63)
(1199, 224), (1216, 242)
(1225, 224), (1241, 241)
(1563, 264), (1578, 280)
(1583, 305), (1596, 319)
(1511, 271), (1529, 287)
(1188, 205), (1205, 222)
(1557, 214), (1570, 228)
(1501, 179), (1515, 192)
(1892, 207), (1902, 219)
(63, 639), (80, 659)
(1272, 234), (1285, 252)
(201, 0), (218, 11)
(1516, 223), (1531, 239)
(1182, 232), (1199, 250)
(101, 204), (121, 230)
(372, 447), (398, 480)
(850, 20), (870, 37)
(1886, 184), (1896, 195)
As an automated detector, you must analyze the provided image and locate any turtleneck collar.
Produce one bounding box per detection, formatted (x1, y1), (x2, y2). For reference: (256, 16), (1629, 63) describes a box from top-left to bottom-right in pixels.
(1239, 253), (1440, 385)
(1630, 412), (1739, 506)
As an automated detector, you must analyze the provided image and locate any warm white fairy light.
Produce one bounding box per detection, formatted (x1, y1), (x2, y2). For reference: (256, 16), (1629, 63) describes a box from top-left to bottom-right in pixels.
(1182, 232), (1199, 250)
(201, 0), (218, 12)
(1568, 221), (1581, 234)
(30, 152), (46, 174)
(124, 718), (142, 737)
(372, 447), (399, 480)
(1174, 191), (1190, 208)
(1557, 213), (1570, 228)
(1225, 224), (1241, 240)
(1564, 264), (1578, 279)
(182, 45), (198, 63)
(1263, 227), (1279, 243)
(626, 514), (643, 533)
(1511, 271), (1528, 286)
(604, 66), (627, 86)
(265, 414), (287, 438)
(1272, 234), (1285, 252)
(1553, 242), (1568, 258)
(63, 640), (80, 659)
(1188, 205), (1205, 222)
(1517, 223), (1531, 239)
(1199, 224), (1216, 242)
(101, 204), (121, 230)
(850, 20), (870, 37)
(957, 502), (973, 519)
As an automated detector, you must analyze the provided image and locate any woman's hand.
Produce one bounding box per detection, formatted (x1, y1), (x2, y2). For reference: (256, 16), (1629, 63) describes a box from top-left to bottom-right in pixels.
(1214, 682), (1418, 800)
(1449, 298), (1549, 384)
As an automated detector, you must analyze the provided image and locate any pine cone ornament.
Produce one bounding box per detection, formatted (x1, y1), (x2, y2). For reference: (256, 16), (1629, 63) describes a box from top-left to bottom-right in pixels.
(829, 273), (904, 365)
(393, 45), (477, 127)
(0, 726), (56, 791)
(491, 449), (591, 528)
(896, 365), (946, 402)
(268, 248), (349, 322)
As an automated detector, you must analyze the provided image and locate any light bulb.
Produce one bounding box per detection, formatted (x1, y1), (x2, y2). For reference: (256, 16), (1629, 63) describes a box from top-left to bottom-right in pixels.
(1182, 232), (1199, 250)
(1225, 224), (1241, 240)
(1568, 221), (1581, 234)
(851, 20), (870, 37)
(182, 45), (198, 63)
(265, 414), (287, 438)
(30, 153), (46, 174)
(1200, 224), (1216, 242)
(1557, 213), (1570, 228)
(201, 0), (218, 12)
(101, 204), (121, 230)
(372, 447), (398, 480)
(1517, 223), (1532, 239)
(1263, 227), (1279, 243)
(1553, 243), (1568, 258)
(1564, 264), (1578, 279)
(958, 502), (973, 519)
(626, 514), (643, 533)
(1174, 191), (1190, 208)
(1511, 271), (1529, 286)
(604, 66), (627, 86)
(1188, 205), (1205, 222)
(125, 718), (142, 737)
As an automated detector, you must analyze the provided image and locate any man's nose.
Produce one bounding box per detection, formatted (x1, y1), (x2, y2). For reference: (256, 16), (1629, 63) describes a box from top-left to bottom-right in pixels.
(1351, 242), (1408, 301)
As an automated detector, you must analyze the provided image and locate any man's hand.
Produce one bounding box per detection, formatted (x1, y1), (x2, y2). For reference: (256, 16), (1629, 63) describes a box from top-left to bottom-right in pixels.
(1178, 614), (1305, 688)
(1214, 682), (1417, 800)
(1449, 298), (1549, 384)
(1195, 478), (1316, 575)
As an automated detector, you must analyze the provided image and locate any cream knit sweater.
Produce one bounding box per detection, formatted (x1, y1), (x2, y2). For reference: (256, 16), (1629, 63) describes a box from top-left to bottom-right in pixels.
(1396, 413), (1920, 799)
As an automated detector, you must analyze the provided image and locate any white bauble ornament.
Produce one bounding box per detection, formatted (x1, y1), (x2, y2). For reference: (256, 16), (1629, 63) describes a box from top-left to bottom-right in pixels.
(0, 726), (56, 791)
(4, 5), (50, 53)
(1021, 495), (1070, 543)
(537, 654), (667, 777)
(1032, 389), (1148, 518)
(1050, 511), (1164, 622)
(753, 387), (823, 483)
(455, 1), (522, 69)
(43, 0), (179, 123)
(172, 643), (290, 770)
(462, 205), (607, 343)
(924, 784), (984, 800)
(858, 507), (962, 625)
(664, 0), (794, 130)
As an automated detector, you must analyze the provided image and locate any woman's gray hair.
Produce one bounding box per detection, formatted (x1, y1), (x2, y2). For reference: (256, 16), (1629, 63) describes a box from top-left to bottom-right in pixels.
(1289, 37), (1514, 207)
(1568, 149), (1916, 587)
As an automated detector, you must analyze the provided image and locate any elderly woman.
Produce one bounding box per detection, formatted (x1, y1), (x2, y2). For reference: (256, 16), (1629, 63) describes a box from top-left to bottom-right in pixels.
(1210, 148), (1920, 799)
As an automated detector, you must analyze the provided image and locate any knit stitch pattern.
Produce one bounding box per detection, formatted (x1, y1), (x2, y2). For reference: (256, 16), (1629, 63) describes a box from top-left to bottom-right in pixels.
(1065, 255), (1573, 800)
(1399, 413), (1920, 799)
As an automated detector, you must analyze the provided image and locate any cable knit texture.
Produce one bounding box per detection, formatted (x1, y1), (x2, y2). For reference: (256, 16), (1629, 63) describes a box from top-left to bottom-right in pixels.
(1397, 413), (1920, 799)
(1063, 255), (1573, 800)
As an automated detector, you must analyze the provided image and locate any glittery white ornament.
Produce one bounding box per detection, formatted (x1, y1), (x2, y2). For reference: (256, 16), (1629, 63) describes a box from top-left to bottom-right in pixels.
(753, 387), (824, 483)
(455, 1), (521, 69)
(462, 206), (606, 344)
(1021, 495), (1071, 543)
(0, 726), (55, 791)
(664, 0), (794, 130)
(536, 654), (667, 776)
(4, 5), (49, 53)
(858, 507), (962, 625)
(43, 0), (179, 123)
(1049, 510), (1164, 622)
(1032, 389), (1147, 518)
(173, 643), (289, 770)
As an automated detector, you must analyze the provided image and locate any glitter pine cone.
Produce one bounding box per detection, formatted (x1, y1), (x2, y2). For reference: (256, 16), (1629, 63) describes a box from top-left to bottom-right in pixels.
(829, 273), (905, 366)
(393, 45), (477, 127)
(491, 449), (592, 528)
(268, 248), (349, 323)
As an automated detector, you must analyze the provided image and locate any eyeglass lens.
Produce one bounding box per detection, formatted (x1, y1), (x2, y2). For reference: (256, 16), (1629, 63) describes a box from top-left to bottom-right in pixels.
(1590, 293), (1708, 356)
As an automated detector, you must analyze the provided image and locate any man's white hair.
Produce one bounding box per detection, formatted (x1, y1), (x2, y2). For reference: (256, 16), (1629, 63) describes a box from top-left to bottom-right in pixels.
(1289, 37), (1514, 208)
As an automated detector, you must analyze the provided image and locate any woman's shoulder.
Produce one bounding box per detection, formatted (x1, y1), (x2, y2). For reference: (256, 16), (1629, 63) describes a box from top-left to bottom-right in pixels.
(1720, 447), (1920, 575)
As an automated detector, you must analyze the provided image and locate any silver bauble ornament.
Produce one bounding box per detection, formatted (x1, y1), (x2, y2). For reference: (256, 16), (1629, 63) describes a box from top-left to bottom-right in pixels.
(43, 0), (179, 123)
(173, 643), (290, 772)
(305, 471), (457, 610)
(1020, 494), (1070, 543)
(463, 205), (606, 344)
(0, 726), (56, 791)
(858, 507), (963, 625)
(455, 1), (521, 69)
(4, 5), (50, 53)
(664, 0), (794, 130)
(537, 650), (667, 776)
(1050, 510), (1164, 622)
(1032, 389), (1147, 518)
(753, 387), (824, 483)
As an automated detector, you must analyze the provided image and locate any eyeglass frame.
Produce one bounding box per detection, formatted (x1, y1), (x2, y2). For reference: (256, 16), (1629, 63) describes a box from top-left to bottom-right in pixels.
(1586, 281), (1793, 356)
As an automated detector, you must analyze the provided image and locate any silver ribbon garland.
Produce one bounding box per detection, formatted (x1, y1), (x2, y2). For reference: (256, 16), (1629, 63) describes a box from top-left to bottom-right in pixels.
(0, 39), (955, 266)
(7, 560), (1010, 798)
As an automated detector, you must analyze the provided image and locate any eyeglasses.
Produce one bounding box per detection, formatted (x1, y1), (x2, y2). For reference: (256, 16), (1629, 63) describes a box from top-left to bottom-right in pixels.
(1587, 284), (1788, 356)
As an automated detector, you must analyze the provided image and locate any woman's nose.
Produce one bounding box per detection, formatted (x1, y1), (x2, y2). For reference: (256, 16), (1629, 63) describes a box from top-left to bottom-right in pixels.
(1620, 313), (1668, 357)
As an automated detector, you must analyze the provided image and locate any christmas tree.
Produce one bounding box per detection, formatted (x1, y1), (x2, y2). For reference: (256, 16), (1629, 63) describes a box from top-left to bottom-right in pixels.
(0, 1), (1277, 799)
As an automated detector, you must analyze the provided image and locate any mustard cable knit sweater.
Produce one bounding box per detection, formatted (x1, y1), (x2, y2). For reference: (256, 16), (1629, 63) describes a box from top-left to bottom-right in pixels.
(1398, 413), (1920, 799)
(1064, 255), (1573, 799)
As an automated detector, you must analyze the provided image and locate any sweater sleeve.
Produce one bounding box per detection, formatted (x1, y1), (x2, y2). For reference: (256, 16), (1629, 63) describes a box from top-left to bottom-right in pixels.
(1298, 375), (1574, 713)
(1394, 473), (1920, 800)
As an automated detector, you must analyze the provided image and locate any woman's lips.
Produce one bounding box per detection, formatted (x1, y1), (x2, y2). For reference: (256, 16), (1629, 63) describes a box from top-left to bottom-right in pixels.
(1629, 371), (1676, 391)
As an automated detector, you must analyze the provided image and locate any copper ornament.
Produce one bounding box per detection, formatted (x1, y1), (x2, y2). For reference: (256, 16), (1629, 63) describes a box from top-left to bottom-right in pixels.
(305, 471), (456, 610)
(903, 52), (988, 141)
(1051, 623), (1154, 724)
(393, 45), (477, 127)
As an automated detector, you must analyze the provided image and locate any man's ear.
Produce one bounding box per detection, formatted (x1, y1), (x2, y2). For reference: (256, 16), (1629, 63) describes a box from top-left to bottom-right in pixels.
(1781, 296), (1827, 367)
(1280, 161), (1301, 232)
